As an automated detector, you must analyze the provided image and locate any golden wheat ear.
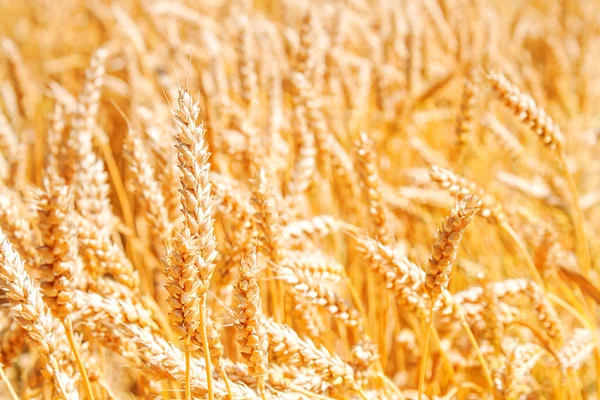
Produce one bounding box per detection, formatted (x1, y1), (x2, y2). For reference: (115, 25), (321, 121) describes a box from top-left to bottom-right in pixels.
(37, 167), (95, 399)
(485, 69), (590, 274)
(0, 231), (79, 398)
(234, 247), (269, 399)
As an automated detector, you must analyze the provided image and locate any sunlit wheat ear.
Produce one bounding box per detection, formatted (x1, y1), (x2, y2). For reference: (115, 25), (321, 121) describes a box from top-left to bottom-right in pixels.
(1, 38), (36, 120)
(66, 46), (108, 186)
(553, 329), (595, 371)
(45, 100), (66, 172)
(419, 195), (482, 400)
(455, 71), (477, 163)
(235, 15), (259, 112)
(90, 320), (259, 399)
(124, 127), (171, 256)
(280, 250), (346, 282)
(485, 70), (565, 151)
(37, 169), (80, 320)
(0, 107), (23, 186)
(476, 273), (503, 356)
(354, 131), (391, 246)
(278, 263), (364, 333)
(285, 105), (317, 209)
(481, 113), (524, 161)
(356, 236), (427, 315)
(0, 192), (39, 264)
(234, 248), (268, 399)
(504, 343), (547, 400)
(429, 165), (544, 288)
(251, 168), (285, 321)
(0, 231), (78, 399)
(524, 281), (564, 346)
(37, 168), (95, 400)
(326, 134), (362, 223)
(264, 318), (367, 398)
(170, 87), (226, 400)
(485, 69), (590, 273)
(429, 166), (505, 224)
(162, 231), (201, 336)
(425, 195), (481, 299)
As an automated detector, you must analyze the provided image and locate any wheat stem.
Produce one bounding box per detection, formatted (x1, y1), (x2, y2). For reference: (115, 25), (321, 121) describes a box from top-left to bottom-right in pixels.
(221, 370), (233, 399)
(200, 301), (214, 400)
(559, 152), (591, 273)
(376, 372), (406, 400)
(500, 222), (546, 289)
(418, 307), (434, 400)
(356, 388), (369, 400)
(64, 318), (95, 400)
(0, 366), (18, 400)
(184, 336), (191, 400)
(460, 318), (494, 389)
(97, 135), (134, 232)
(345, 277), (368, 323)
(429, 325), (457, 384)
(288, 384), (336, 400)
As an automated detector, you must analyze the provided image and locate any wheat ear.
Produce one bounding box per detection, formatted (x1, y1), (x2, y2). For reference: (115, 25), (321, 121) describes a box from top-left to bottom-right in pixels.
(234, 248), (269, 399)
(486, 69), (590, 273)
(91, 319), (261, 399)
(418, 196), (482, 399)
(169, 88), (224, 400)
(425, 195), (481, 298)
(124, 127), (172, 257)
(0, 231), (78, 399)
(251, 168), (285, 322)
(429, 166), (545, 289)
(37, 168), (94, 399)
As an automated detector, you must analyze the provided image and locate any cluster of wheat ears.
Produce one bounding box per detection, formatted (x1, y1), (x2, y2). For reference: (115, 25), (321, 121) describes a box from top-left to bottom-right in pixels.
(0, 0), (599, 399)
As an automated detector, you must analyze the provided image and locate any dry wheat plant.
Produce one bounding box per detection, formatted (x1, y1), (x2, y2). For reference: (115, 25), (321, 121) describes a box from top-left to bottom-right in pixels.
(0, 0), (599, 398)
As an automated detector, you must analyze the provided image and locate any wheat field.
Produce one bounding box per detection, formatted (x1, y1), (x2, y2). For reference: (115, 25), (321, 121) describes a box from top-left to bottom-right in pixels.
(0, 0), (599, 399)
